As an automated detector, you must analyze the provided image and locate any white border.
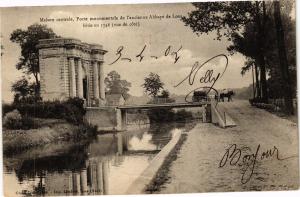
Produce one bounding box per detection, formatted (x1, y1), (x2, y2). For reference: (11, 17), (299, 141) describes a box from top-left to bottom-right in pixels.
(0, 1), (299, 197)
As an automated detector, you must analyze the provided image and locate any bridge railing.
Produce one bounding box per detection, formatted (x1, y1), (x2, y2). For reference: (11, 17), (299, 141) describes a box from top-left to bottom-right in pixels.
(210, 99), (227, 128)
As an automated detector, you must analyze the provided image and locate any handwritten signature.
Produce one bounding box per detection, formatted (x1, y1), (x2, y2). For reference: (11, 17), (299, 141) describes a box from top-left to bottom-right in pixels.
(109, 45), (182, 65)
(174, 54), (228, 102)
(219, 144), (296, 184)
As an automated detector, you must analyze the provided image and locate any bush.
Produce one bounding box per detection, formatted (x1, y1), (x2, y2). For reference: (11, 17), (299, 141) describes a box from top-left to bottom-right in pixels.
(73, 123), (98, 140)
(2, 103), (16, 116)
(3, 109), (37, 130)
(65, 97), (86, 115)
(3, 109), (23, 129)
(63, 103), (85, 124)
(21, 116), (37, 130)
(4, 98), (86, 124)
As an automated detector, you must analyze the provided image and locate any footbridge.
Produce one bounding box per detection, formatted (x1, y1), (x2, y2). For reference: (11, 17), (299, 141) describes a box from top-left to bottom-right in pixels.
(114, 101), (209, 130)
(86, 100), (236, 131)
(117, 101), (209, 110)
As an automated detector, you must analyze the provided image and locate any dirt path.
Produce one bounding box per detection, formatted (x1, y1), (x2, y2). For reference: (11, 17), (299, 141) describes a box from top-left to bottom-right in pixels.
(158, 100), (299, 193)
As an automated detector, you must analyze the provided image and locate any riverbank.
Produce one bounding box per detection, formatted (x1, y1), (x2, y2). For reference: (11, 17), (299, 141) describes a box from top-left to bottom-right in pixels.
(126, 122), (196, 194)
(2, 118), (96, 155)
(3, 120), (184, 196)
(156, 100), (298, 193)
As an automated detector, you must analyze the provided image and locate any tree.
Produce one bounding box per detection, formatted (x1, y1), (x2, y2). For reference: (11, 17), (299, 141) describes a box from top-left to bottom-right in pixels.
(240, 58), (260, 99)
(157, 89), (175, 103)
(159, 90), (170, 98)
(10, 24), (57, 99)
(142, 72), (164, 97)
(104, 71), (131, 99)
(227, 1), (295, 114)
(11, 77), (35, 103)
(182, 1), (269, 102)
(273, 0), (294, 114)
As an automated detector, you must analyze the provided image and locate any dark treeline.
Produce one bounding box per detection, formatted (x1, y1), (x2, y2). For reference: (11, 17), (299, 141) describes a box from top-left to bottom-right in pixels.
(183, 1), (296, 115)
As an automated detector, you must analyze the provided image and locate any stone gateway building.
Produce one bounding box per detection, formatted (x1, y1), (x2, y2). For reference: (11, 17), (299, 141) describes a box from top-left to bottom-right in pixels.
(38, 38), (107, 106)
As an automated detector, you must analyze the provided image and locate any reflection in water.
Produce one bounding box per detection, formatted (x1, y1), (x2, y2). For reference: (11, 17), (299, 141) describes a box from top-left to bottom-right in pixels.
(3, 123), (182, 196)
(129, 133), (156, 151)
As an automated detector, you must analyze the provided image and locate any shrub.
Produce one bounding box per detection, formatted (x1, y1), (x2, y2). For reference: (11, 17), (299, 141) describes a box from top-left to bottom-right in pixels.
(6, 97), (86, 124)
(63, 103), (84, 124)
(2, 110), (36, 130)
(65, 97), (86, 115)
(73, 122), (98, 140)
(2, 103), (16, 116)
(3, 109), (22, 129)
(21, 116), (37, 130)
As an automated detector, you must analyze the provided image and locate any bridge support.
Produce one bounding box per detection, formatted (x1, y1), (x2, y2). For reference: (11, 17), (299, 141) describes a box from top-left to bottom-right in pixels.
(202, 104), (212, 123)
(116, 108), (127, 131)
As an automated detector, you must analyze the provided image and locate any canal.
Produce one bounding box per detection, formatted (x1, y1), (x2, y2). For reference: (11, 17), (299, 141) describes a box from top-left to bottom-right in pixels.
(3, 123), (184, 196)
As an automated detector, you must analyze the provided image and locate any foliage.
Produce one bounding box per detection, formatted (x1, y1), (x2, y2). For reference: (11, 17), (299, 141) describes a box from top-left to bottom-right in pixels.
(182, 1), (257, 41)
(228, 1), (296, 100)
(3, 98), (86, 124)
(159, 90), (170, 98)
(272, 0), (295, 114)
(105, 70), (131, 100)
(184, 1), (296, 114)
(3, 109), (37, 130)
(148, 89), (175, 104)
(11, 77), (41, 104)
(65, 97), (86, 117)
(3, 109), (22, 129)
(2, 103), (16, 116)
(20, 116), (37, 130)
(73, 123), (98, 140)
(142, 72), (164, 97)
(182, 1), (269, 101)
(10, 24), (57, 97)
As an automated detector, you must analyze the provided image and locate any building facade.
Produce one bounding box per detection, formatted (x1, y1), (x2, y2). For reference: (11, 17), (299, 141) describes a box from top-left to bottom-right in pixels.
(38, 38), (107, 106)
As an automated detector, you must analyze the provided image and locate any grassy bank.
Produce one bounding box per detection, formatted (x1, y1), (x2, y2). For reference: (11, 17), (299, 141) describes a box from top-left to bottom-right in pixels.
(2, 98), (98, 155)
(145, 122), (196, 193)
(2, 118), (97, 156)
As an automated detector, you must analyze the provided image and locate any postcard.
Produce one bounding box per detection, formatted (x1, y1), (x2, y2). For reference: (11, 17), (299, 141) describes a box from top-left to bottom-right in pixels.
(1, 0), (299, 196)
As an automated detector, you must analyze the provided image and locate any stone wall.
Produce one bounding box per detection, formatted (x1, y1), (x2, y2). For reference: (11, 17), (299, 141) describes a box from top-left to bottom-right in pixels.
(85, 108), (117, 131)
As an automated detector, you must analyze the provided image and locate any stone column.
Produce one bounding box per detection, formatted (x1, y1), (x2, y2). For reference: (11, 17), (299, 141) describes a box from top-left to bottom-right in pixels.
(98, 62), (105, 100)
(77, 59), (84, 98)
(72, 173), (81, 195)
(69, 57), (76, 97)
(80, 169), (88, 195)
(102, 161), (109, 195)
(93, 61), (99, 100)
(96, 162), (104, 194)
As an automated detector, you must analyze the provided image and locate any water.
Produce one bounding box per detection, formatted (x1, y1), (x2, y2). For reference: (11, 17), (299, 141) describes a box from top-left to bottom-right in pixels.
(3, 123), (182, 196)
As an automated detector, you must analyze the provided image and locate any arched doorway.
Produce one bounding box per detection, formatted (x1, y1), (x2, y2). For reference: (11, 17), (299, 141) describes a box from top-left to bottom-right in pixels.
(82, 66), (88, 100)
(83, 77), (87, 99)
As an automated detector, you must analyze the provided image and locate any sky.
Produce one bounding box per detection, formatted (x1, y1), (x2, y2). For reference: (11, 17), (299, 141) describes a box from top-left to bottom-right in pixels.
(0, 3), (252, 102)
